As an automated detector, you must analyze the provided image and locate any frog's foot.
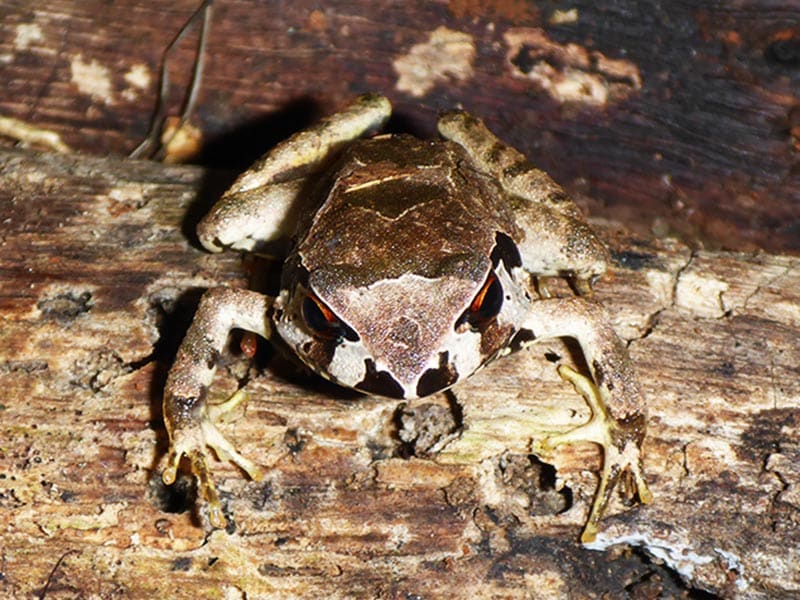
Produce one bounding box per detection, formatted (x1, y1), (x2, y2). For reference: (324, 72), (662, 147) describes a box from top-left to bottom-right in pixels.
(534, 365), (653, 543)
(162, 390), (264, 528)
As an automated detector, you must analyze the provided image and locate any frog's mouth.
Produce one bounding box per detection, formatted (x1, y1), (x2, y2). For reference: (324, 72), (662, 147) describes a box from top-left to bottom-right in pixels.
(324, 333), (479, 400)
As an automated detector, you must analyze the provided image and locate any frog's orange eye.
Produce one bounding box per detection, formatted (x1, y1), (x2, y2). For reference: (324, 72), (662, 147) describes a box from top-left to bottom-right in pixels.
(458, 272), (503, 329)
(471, 272), (503, 317)
(302, 291), (358, 342)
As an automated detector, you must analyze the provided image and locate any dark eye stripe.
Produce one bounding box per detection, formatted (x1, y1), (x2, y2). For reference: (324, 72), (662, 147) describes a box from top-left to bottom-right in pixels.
(457, 270), (503, 330)
(416, 351), (459, 397)
(302, 291), (359, 342)
(490, 231), (522, 270)
(355, 358), (405, 399)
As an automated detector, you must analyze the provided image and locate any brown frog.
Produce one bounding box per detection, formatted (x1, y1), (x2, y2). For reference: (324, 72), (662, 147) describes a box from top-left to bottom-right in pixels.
(161, 94), (652, 542)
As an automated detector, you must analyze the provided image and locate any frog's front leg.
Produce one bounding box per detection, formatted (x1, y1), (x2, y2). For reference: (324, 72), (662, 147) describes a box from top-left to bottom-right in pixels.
(522, 297), (653, 543)
(162, 287), (272, 527)
(198, 93), (391, 253)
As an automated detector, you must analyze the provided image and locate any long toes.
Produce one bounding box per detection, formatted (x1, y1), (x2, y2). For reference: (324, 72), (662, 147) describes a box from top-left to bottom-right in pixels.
(202, 420), (263, 481)
(189, 450), (227, 528)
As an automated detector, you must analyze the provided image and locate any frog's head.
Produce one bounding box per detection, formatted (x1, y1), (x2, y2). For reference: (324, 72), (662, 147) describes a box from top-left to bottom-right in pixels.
(274, 233), (525, 400)
(271, 135), (531, 398)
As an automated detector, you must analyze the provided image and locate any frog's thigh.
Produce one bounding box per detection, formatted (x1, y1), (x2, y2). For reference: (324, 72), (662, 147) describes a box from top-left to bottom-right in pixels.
(519, 297), (644, 420)
(439, 111), (608, 287)
(231, 93), (392, 196)
(437, 110), (581, 220)
(198, 180), (304, 252)
(200, 94), (392, 253)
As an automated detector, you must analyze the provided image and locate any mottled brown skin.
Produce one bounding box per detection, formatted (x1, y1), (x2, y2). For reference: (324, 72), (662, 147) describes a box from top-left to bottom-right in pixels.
(162, 94), (652, 542)
(294, 135), (510, 393)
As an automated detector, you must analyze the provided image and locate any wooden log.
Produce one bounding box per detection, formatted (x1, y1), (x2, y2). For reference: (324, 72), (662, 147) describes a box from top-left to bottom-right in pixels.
(0, 146), (797, 598)
(0, 1), (798, 255)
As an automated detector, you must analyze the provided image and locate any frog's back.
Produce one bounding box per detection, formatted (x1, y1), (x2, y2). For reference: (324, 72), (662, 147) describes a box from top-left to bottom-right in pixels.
(296, 134), (514, 287)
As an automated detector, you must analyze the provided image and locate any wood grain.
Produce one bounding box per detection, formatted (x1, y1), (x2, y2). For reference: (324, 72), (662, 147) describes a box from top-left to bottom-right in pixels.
(0, 147), (798, 598)
(0, 1), (798, 254)
(1, 2), (799, 596)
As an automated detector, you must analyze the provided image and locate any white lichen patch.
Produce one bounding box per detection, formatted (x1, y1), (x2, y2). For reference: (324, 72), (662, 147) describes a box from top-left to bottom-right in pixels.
(504, 28), (641, 106)
(14, 23), (44, 51)
(108, 184), (148, 208)
(394, 26), (475, 98)
(124, 63), (150, 90)
(70, 55), (114, 104)
(714, 548), (748, 592)
(549, 8), (579, 25)
(122, 63), (151, 102)
(588, 533), (715, 579)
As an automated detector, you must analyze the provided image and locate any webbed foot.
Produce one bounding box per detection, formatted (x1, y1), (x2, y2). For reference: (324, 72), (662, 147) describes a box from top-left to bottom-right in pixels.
(534, 365), (653, 543)
(162, 390), (263, 528)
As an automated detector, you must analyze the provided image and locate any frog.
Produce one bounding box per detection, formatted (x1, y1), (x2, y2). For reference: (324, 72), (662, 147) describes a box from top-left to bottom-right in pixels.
(161, 93), (652, 543)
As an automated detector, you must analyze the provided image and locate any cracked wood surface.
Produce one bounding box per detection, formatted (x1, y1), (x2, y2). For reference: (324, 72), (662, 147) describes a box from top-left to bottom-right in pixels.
(1, 147), (799, 599)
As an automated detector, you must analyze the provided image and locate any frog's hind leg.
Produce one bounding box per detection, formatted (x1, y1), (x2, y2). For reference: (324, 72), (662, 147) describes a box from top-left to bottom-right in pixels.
(437, 110), (609, 294)
(198, 94), (392, 253)
(437, 110), (582, 220)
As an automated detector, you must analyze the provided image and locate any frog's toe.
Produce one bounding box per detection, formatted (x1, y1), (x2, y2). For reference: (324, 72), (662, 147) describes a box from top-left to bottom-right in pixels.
(188, 447), (227, 528)
(162, 428), (227, 527)
(200, 417), (264, 482)
(578, 433), (652, 543)
(533, 364), (652, 543)
(163, 408), (263, 528)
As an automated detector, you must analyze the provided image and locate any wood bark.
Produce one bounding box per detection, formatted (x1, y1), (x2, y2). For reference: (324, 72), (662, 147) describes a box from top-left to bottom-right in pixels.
(1, 1), (799, 598)
(0, 146), (798, 599)
(0, 0), (799, 254)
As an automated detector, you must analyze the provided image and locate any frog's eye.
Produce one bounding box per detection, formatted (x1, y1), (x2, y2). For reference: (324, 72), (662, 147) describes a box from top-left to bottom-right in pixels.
(458, 271), (503, 329)
(302, 291), (358, 342)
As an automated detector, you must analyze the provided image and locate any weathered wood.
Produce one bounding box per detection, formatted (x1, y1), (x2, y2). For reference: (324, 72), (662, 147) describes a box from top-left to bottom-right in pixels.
(0, 1), (798, 255)
(0, 146), (798, 598)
